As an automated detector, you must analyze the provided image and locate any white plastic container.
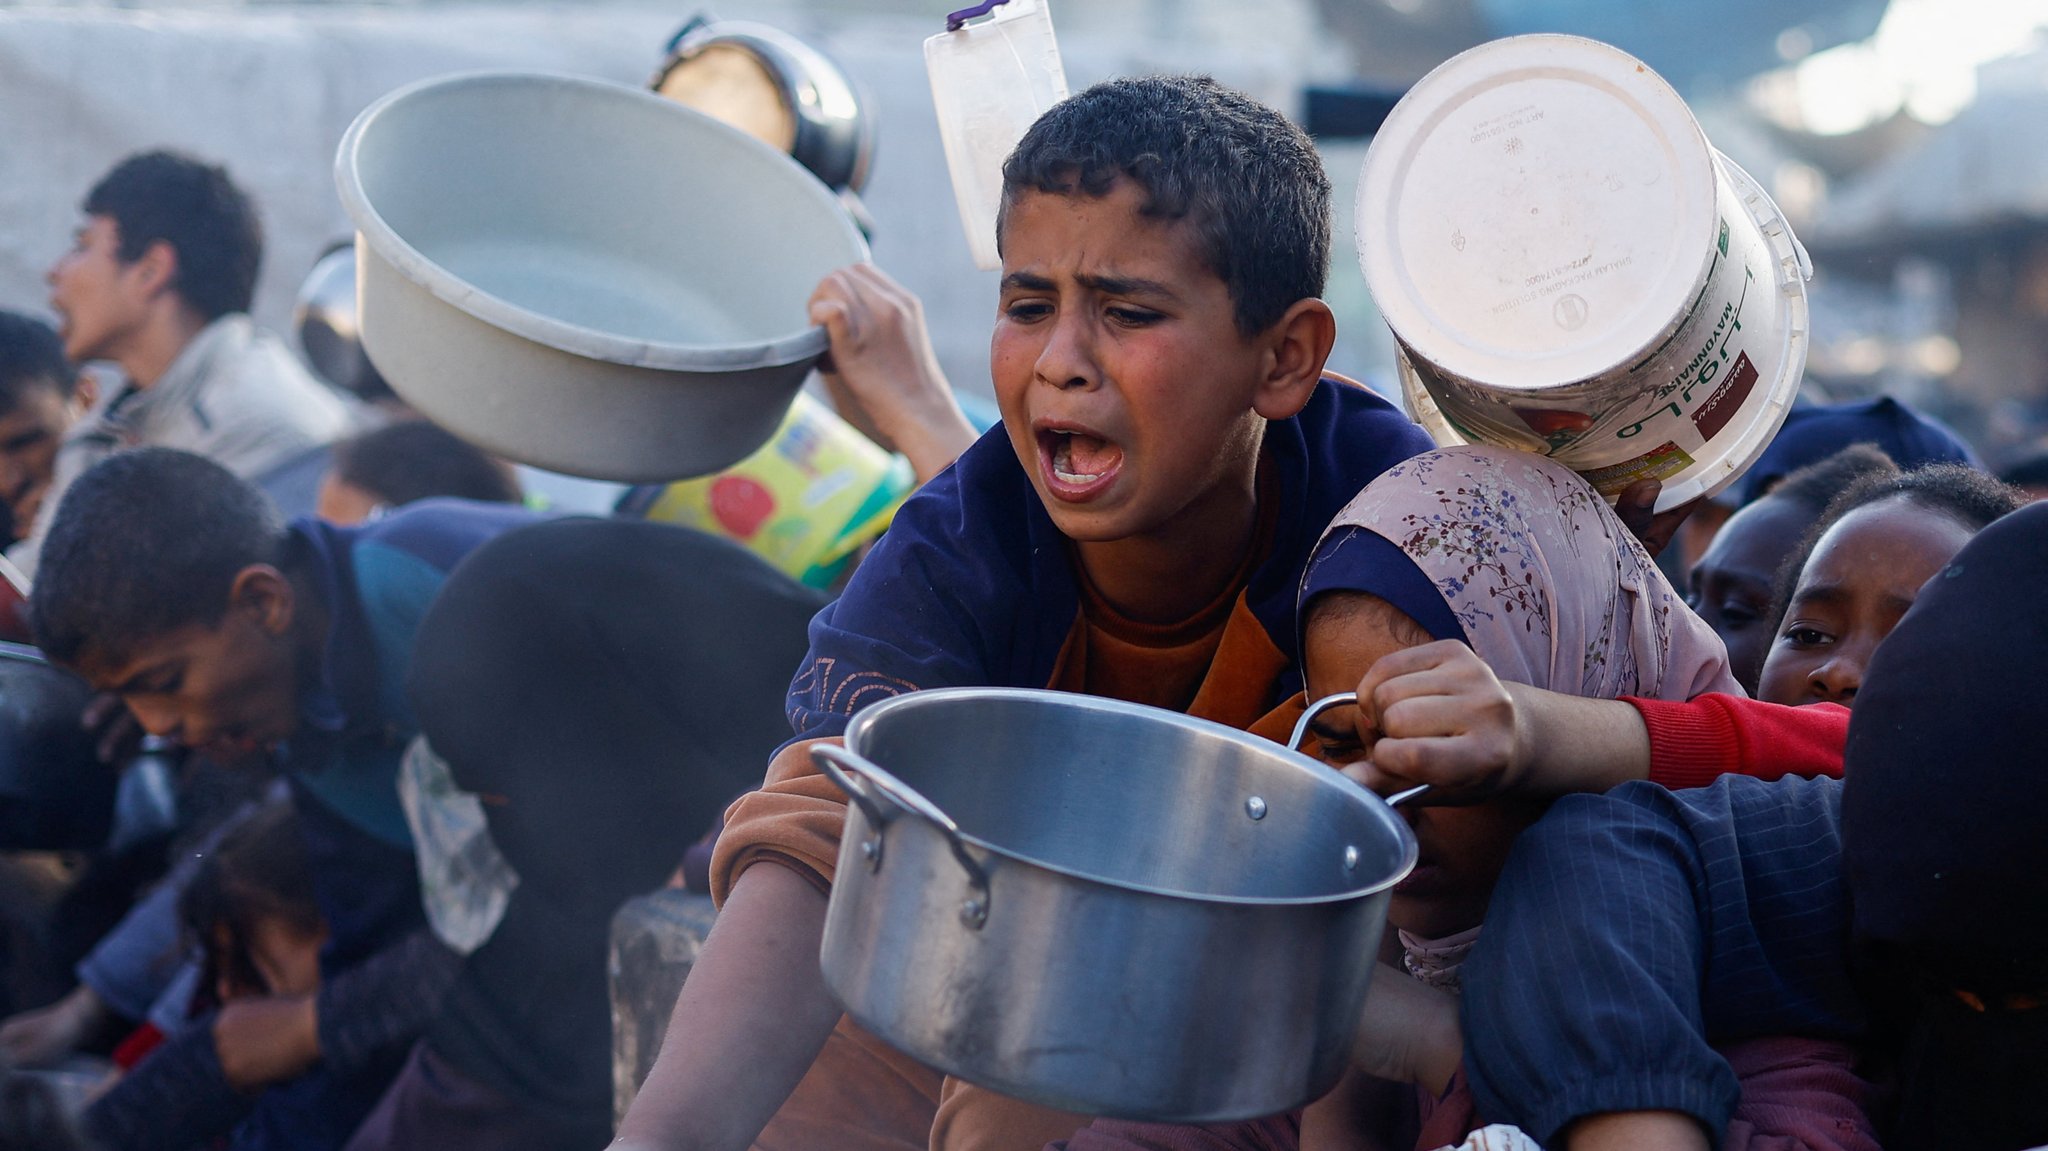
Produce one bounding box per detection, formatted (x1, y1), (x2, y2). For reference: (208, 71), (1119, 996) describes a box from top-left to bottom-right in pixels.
(335, 71), (869, 483)
(926, 0), (1069, 270)
(1357, 35), (1812, 510)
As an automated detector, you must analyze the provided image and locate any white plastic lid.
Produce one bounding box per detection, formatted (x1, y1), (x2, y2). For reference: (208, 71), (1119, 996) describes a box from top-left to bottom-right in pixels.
(1358, 35), (1720, 390)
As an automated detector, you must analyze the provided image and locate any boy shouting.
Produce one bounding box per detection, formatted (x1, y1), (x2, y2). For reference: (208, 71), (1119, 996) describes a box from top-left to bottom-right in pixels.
(614, 76), (1432, 1151)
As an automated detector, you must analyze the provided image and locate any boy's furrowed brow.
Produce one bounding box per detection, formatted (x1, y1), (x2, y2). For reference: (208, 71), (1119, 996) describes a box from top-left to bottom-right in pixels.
(1075, 273), (1180, 301)
(997, 271), (1183, 302)
(1000, 272), (1056, 292)
(1786, 584), (1850, 612)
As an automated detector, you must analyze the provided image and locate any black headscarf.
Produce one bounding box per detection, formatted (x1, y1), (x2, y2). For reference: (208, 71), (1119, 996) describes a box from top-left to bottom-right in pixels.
(406, 516), (826, 1133)
(1841, 499), (2048, 1150)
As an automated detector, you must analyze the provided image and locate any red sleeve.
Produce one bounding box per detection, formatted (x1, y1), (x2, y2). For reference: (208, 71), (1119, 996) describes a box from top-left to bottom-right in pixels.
(1621, 694), (1847, 790)
(111, 1021), (166, 1071)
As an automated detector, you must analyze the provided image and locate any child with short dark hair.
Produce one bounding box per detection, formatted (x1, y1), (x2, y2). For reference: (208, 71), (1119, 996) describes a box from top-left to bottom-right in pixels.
(1756, 463), (2025, 706)
(0, 310), (90, 546)
(315, 420), (521, 525)
(612, 75), (1434, 1151)
(30, 448), (531, 1151)
(73, 152), (263, 325)
(1687, 444), (1898, 693)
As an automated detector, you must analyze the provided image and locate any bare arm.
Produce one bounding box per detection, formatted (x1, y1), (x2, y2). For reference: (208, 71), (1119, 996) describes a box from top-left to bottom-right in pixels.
(611, 863), (842, 1151)
(1566, 1112), (1710, 1151)
(1504, 681), (1653, 794)
(809, 264), (978, 486)
(1346, 641), (1652, 801)
(1346, 962), (1461, 1093)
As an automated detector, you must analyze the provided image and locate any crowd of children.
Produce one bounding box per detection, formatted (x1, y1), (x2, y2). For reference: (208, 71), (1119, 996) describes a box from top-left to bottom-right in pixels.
(0, 55), (2039, 1151)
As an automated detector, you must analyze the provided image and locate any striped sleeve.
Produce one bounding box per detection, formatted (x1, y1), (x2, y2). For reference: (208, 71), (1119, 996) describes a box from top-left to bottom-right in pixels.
(1460, 776), (1863, 1147)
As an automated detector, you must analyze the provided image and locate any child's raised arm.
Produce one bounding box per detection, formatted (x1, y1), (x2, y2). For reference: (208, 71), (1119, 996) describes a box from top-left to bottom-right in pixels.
(1341, 642), (1845, 801)
(1341, 640), (1650, 800)
(808, 264), (978, 487)
(609, 862), (843, 1151)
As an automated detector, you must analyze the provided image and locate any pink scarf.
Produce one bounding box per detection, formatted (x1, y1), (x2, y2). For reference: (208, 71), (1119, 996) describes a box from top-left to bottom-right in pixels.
(1312, 445), (1738, 701)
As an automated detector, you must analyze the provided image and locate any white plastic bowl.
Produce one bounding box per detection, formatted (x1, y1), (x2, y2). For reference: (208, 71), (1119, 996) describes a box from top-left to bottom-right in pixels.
(336, 71), (870, 482)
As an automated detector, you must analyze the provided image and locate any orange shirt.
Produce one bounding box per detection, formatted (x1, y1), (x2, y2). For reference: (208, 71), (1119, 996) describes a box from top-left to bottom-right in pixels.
(1048, 477), (1276, 713)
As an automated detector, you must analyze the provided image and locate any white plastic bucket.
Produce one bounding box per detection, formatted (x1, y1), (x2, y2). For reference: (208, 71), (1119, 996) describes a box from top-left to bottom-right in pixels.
(1357, 35), (1812, 510)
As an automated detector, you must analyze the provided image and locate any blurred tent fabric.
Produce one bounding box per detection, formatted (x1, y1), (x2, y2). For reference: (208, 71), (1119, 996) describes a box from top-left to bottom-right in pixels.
(1472, 0), (1888, 90)
(1807, 50), (2048, 249)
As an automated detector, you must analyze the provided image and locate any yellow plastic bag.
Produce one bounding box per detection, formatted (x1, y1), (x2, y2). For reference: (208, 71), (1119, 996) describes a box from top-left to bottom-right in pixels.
(629, 393), (914, 587)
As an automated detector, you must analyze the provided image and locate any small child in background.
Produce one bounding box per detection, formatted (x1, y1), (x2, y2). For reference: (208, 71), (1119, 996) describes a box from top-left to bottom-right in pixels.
(1755, 463), (2026, 707)
(1686, 444), (1897, 693)
(180, 801), (327, 1013)
(315, 420), (522, 525)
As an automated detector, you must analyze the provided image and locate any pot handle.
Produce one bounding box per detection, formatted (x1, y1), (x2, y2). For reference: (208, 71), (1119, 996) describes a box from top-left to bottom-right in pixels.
(812, 742), (896, 836)
(811, 743), (993, 927)
(1289, 691), (1428, 809)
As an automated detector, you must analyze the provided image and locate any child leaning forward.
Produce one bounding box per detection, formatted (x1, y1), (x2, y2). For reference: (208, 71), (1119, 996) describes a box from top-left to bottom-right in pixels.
(610, 75), (1434, 1151)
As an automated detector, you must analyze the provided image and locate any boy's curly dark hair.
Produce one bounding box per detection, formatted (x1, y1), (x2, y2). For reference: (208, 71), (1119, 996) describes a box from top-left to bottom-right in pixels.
(999, 75), (1330, 337)
(1763, 443), (1899, 519)
(84, 150), (262, 321)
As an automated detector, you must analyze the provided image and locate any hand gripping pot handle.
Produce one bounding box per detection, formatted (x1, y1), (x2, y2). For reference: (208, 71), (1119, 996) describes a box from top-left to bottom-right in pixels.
(1290, 692), (1429, 809)
(811, 742), (994, 928)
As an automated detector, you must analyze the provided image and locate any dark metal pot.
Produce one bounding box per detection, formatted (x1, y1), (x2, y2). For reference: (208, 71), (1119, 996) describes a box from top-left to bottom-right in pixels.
(651, 18), (874, 195)
(814, 688), (1415, 1122)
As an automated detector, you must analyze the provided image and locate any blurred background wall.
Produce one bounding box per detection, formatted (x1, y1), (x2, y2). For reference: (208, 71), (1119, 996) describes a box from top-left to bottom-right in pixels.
(3, 0), (2046, 461)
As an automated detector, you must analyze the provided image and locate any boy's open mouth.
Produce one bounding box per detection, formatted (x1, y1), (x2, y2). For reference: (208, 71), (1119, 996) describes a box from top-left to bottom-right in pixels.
(1039, 428), (1124, 499)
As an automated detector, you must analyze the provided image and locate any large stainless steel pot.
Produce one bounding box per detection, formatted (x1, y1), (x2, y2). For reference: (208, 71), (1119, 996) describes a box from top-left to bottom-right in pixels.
(813, 688), (1417, 1122)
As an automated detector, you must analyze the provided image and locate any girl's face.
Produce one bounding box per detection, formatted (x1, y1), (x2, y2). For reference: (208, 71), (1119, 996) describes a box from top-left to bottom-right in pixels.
(247, 913), (326, 998)
(1301, 594), (1543, 940)
(212, 913), (327, 1003)
(1757, 496), (1976, 708)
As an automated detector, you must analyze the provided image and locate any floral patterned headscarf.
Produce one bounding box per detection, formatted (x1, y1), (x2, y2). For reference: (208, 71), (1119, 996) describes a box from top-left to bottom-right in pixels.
(1305, 445), (1738, 702)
